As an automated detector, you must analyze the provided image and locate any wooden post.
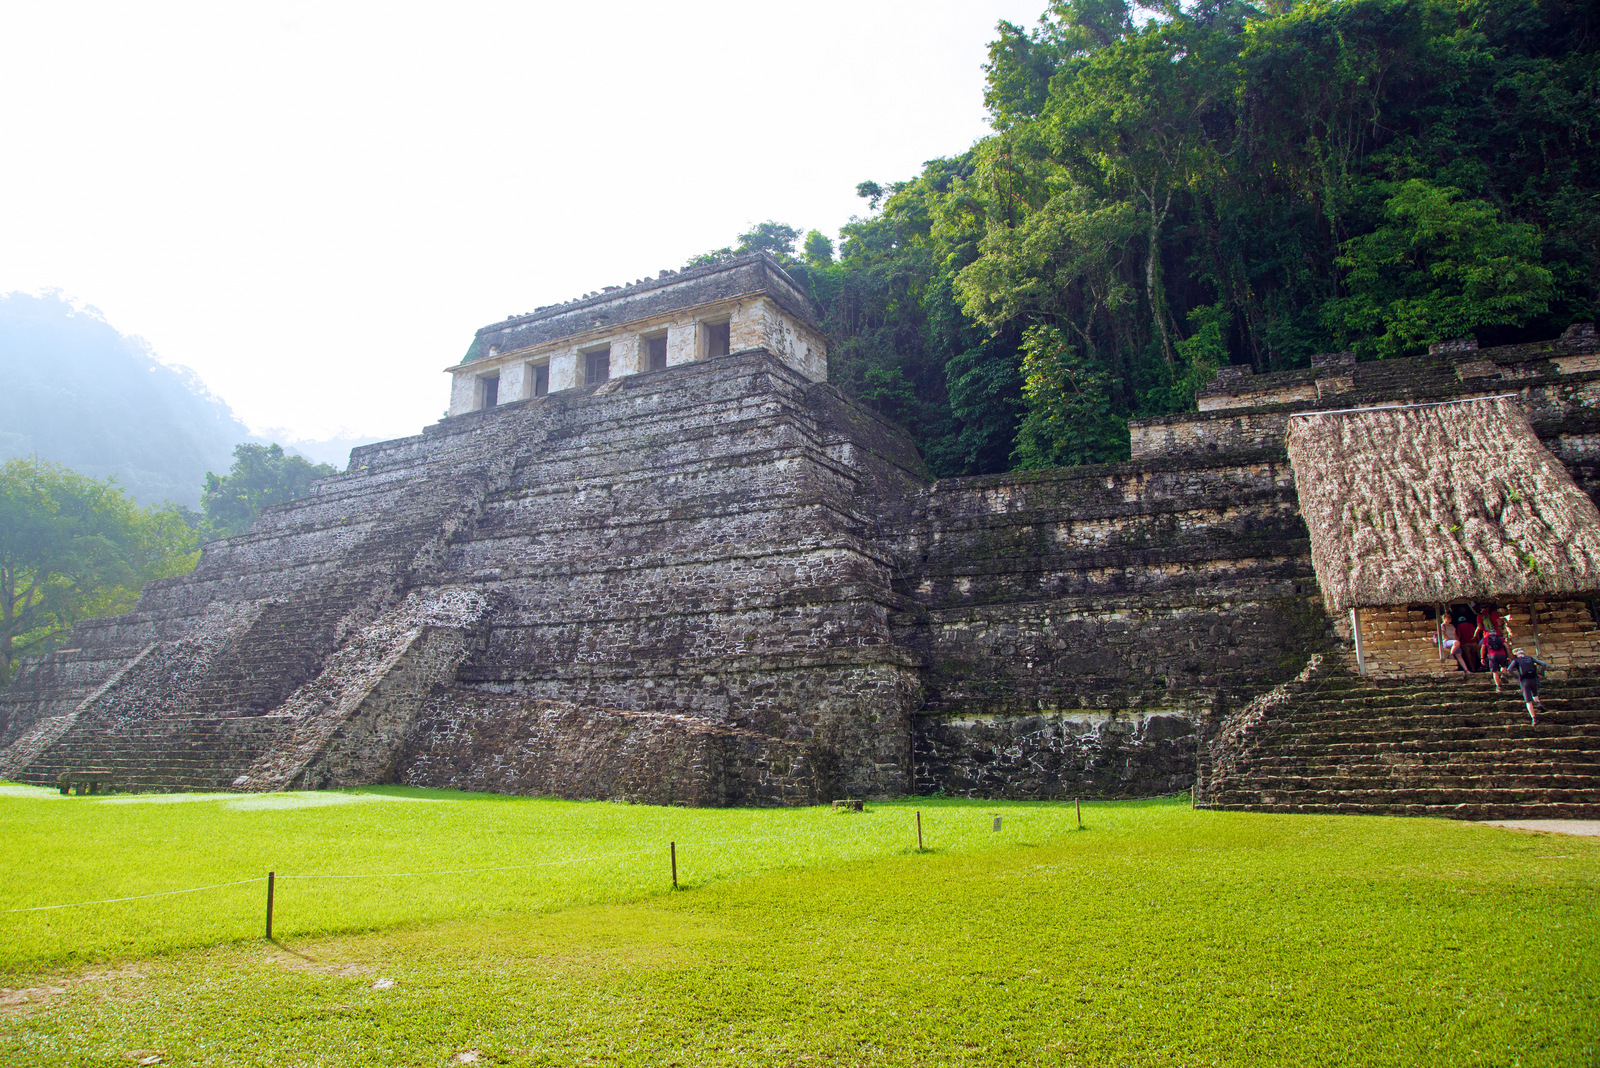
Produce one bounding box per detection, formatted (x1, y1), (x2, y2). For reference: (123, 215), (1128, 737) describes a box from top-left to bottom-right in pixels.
(1436, 604), (1445, 662)
(670, 842), (677, 889)
(915, 811), (923, 852)
(1351, 608), (1366, 676)
(1076, 798), (1082, 830)
(1530, 602), (1542, 657)
(265, 871), (275, 940)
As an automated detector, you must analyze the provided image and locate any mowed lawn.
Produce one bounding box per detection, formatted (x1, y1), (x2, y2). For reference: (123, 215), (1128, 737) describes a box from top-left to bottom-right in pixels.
(1, 787), (1596, 1067)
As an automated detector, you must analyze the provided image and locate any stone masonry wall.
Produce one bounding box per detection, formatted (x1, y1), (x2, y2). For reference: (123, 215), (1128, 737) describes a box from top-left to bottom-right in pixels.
(884, 451), (1332, 799)
(915, 711), (1196, 799)
(435, 351), (930, 799)
(399, 693), (814, 806)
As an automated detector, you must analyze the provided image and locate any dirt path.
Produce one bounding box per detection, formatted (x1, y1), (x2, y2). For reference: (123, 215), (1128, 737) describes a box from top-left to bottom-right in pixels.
(1483, 819), (1600, 837)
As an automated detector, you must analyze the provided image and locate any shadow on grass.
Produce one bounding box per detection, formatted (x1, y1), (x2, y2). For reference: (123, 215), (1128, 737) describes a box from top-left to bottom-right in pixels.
(885, 792), (1189, 811)
(345, 786), (1197, 811)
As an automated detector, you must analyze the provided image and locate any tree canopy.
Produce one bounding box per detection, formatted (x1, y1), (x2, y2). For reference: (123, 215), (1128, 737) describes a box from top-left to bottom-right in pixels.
(686, 222), (807, 268)
(767, 0), (1598, 477)
(0, 443), (335, 679)
(0, 459), (198, 682)
(202, 443), (338, 540)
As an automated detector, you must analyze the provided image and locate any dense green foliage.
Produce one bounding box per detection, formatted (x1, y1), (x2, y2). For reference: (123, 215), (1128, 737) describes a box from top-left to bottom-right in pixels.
(756, 0), (1600, 476)
(0, 443), (328, 679)
(201, 443), (337, 540)
(0, 460), (197, 682)
(0, 789), (1594, 1065)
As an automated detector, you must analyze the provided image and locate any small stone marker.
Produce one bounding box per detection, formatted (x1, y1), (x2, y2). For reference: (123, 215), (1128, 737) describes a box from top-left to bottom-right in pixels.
(58, 768), (115, 795)
(832, 799), (863, 812)
(992, 815), (1002, 833)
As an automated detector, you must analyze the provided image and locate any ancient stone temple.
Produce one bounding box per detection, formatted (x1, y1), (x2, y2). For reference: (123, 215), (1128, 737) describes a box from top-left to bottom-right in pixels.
(1, 253), (1597, 816)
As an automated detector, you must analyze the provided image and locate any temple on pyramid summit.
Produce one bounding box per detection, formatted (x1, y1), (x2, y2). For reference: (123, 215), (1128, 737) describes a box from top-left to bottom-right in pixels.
(3, 252), (1598, 817)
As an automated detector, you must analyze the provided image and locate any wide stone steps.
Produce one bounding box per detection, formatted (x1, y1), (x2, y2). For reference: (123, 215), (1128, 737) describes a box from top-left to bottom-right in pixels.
(1253, 754), (1600, 772)
(5, 414), (522, 792)
(1197, 670), (1600, 818)
(11, 713), (291, 792)
(1210, 783), (1600, 802)
(1205, 798), (1600, 820)
(1241, 775), (1600, 792)
(1251, 728), (1600, 748)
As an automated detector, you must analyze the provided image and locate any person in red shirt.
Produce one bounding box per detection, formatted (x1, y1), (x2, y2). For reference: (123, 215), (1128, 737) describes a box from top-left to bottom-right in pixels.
(1476, 603), (1508, 644)
(1480, 628), (1511, 689)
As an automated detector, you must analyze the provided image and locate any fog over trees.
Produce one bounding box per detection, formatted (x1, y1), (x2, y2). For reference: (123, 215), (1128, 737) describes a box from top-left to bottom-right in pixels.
(0, 292), (371, 509)
(0, 292), (254, 509)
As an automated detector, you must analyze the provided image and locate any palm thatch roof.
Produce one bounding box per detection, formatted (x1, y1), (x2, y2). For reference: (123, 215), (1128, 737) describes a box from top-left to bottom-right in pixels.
(1286, 395), (1600, 612)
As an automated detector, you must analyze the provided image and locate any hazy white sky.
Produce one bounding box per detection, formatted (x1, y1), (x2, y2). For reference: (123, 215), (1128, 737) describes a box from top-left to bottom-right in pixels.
(0, 0), (1042, 443)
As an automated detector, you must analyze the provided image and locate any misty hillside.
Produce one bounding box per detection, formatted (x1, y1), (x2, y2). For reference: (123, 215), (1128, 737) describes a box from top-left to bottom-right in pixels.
(0, 293), (373, 508)
(0, 292), (249, 507)
(0, 292), (377, 508)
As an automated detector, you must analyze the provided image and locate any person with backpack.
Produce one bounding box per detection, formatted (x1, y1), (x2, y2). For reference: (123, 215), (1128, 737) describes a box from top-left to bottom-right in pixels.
(1476, 603), (1508, 642)
(1480, 628), (1511, 689)
(1508, 648), (1547, 724)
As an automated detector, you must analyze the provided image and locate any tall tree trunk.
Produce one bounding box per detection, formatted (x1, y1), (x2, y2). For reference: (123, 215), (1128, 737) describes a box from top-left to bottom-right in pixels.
(1145, 190), (1176, 372)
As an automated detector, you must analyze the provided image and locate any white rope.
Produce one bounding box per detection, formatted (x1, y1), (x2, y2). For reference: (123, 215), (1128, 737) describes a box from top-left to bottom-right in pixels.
(688, 821), (896, 849)
(0, 813), (946, 911)
(276, 846), (658, 880)
(0, 876), (264, 914)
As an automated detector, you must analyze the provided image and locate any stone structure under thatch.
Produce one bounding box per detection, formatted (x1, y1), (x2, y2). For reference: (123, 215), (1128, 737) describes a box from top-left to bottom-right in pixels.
(1285, 395), (1600, 613)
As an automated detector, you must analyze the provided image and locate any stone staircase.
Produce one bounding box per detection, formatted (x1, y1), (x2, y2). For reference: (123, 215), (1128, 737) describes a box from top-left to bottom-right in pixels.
(1196, 661), (1600, 818)
(181, 587), (367, 715)
(2, 410), (530, 794)
(17, 711), (294, 793)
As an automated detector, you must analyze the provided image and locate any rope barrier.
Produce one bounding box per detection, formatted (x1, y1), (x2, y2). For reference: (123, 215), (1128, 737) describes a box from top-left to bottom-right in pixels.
(0, 876), (265, 914)
(686, 823), (889, 850)
(0, 808), (1017, 915)
(276, 846), (658, 881)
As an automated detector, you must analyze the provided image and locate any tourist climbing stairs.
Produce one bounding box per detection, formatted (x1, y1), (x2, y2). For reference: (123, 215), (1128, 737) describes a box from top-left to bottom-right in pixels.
(1197, 662), (1600, 819)
(1350, 602), (1600, 679)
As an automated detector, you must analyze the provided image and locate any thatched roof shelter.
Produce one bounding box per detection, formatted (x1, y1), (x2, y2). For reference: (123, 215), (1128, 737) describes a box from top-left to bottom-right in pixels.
(1286, 395), (1600, 612)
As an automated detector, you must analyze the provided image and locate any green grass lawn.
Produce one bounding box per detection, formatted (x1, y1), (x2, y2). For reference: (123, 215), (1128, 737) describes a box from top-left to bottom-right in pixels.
(1, 786), (1596, 1067)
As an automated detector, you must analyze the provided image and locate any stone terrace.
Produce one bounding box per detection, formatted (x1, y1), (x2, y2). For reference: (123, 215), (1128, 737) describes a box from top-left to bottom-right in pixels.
(1196, 662), (1600, 819)
(881, 449), (1325, 799)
